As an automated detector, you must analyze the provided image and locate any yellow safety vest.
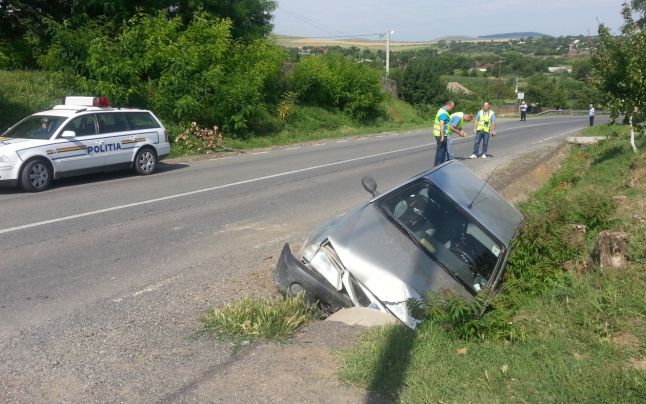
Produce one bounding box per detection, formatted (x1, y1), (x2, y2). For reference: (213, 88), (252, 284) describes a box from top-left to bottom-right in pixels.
(433, 108), (450, 137)
(450, 112), (465, 133)
(476, 110), (494, 133)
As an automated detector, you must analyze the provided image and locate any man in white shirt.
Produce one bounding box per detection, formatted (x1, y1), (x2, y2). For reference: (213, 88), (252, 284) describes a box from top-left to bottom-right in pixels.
(520, 101), (528, 121)
(589, 104), (595, 127)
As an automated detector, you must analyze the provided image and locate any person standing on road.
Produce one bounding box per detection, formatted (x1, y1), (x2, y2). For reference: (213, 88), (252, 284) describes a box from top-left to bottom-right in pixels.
(470, 102), (496, 159)
(447, 112), (474, 161)
(589, 104), (595, 127)
(520, 101), (528, 121)
(433, 101), (454, 166)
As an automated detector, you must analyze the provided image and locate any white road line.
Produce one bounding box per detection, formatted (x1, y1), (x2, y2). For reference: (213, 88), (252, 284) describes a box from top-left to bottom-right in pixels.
(0, 143), (429, 235)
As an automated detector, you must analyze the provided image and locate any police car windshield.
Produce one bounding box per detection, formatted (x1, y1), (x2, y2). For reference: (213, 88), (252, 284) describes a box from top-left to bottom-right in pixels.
(4, 116), (67, 140)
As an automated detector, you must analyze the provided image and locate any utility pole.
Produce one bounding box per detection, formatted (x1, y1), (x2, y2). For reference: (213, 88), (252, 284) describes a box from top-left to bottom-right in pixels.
(384, 30), (395, 77)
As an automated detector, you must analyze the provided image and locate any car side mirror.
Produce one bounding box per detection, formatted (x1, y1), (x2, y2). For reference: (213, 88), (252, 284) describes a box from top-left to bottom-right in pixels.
(362, 176), (379, 197)
(61, 130), (76, 139)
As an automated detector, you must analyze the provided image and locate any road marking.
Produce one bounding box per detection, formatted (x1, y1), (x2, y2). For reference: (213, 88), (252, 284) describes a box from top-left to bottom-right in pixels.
(250, 151), (270, 155)
(0, 143), (429, 235)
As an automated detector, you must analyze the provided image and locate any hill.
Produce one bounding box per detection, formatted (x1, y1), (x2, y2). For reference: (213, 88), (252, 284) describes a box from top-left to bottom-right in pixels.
(479, 32), (550, 39)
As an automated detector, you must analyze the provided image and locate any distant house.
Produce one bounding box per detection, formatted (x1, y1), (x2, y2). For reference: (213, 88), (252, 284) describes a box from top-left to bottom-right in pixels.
(548, 66), (573, 73)
(470, 63), (494, 73)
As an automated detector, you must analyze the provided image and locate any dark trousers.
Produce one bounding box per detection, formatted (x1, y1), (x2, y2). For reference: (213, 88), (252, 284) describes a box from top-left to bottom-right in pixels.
(434, 136), (448, 166)
(520, 111), (527, 121)
(473, 131), (490, 156)
(590, 116), (595, 127)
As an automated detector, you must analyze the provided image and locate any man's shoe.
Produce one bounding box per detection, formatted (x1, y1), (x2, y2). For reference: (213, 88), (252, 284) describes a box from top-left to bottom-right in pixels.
(469, 154), (477, 159)
(482, 154), (487, 159)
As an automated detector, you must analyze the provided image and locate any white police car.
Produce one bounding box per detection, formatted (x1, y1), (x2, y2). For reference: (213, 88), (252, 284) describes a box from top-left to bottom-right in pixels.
(0, 97), (171, 192)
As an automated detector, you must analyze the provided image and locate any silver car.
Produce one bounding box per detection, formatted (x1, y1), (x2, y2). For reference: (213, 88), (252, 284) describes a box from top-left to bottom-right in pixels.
(274, 160), (523, 328)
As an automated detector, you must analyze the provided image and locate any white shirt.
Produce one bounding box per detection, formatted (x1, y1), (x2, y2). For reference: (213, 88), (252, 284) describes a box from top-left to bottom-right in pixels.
(589, 108), (595, 116)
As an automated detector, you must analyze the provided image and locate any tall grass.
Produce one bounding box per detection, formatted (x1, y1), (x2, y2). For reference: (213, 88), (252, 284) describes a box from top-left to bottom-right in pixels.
(201, 295), (316, 342)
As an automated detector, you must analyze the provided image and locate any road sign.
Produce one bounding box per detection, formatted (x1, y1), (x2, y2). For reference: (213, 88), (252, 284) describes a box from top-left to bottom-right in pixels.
(517, 92), (525, 100)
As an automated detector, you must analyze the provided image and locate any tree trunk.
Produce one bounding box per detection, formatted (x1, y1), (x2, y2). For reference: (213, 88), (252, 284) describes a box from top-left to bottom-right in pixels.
(629, 115), (638, 153)
(595, 231), (629, 269)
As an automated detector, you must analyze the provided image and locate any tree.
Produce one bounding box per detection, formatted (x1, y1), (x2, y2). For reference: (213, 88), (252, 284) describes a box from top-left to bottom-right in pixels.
(398, 57), (448, 106)
(593, 1), (645, 152)
(0, 0), (276, 43)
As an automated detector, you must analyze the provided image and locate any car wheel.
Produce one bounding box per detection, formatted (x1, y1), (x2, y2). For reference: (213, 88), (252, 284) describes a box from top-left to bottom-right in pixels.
(20, 159), (52, 192)
(134, 148), (157, 175)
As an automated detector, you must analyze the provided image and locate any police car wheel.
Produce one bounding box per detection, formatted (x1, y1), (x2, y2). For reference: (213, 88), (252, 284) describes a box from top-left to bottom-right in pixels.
(134, 148), (157, 176)
(20, 159), (52, 192)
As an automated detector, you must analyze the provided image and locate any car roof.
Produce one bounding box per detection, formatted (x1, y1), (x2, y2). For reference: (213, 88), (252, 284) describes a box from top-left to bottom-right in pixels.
(422, 161), (523, 246)
(32, 107), (150, 119)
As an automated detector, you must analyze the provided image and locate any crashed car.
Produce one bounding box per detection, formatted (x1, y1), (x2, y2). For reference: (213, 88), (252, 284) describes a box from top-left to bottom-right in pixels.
(274, 160), (523, 328)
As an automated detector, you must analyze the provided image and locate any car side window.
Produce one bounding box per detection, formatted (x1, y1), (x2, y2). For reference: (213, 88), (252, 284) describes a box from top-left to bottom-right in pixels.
(62, 114), (98, 137)
(97, 113), (129, 134)
(125, 112), (160, 130)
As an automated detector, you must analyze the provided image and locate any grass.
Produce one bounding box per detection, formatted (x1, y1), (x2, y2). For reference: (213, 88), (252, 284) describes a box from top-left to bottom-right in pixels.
(340, 130), (646, 402)
(201, 295), (316, 342)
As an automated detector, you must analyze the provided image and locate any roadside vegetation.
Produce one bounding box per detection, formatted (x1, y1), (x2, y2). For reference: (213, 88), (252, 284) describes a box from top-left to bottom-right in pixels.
(201, 295), (316, 342)
(340, 127), (646, 402)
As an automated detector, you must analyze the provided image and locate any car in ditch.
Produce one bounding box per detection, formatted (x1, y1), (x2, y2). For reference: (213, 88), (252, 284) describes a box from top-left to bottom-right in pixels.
(274, 160), (524, 328)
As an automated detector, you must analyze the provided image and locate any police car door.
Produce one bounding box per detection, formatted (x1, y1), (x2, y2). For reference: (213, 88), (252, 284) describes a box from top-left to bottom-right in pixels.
(121, 112), (163, 162)
(54, 114), (107, 173)
(96, 112), (132, 165)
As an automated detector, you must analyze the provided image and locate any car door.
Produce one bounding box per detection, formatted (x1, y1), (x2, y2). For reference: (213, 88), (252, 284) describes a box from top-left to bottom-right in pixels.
(53, 114), (107, 173)
(96, 112), (133, 166)
(121, 112), (163, 160)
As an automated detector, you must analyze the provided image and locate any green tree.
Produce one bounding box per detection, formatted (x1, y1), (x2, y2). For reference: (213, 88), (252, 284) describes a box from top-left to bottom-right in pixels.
(593, 0), (645, 151)
(0, 0), (275, 48)
(399, 57), (448, 106)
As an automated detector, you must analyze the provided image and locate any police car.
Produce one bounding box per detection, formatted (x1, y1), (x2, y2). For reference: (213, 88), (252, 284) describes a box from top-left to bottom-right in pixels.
(0, 97), (171, 192)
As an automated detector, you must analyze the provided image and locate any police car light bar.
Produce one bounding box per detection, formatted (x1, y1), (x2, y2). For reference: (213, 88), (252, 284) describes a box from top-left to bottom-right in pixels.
(63, 96), (111, 108)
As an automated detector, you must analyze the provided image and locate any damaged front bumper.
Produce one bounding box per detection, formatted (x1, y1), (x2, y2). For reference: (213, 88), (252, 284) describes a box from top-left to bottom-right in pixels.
(274, 243), (353, 311)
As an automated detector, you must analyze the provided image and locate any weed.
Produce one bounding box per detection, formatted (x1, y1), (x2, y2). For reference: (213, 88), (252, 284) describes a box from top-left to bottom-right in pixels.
(201, 295), (316, 342)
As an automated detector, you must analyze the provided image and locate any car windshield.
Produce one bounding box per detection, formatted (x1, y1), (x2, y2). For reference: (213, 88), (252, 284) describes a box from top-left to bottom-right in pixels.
(375, 179), (503, 292)
(3, 115), (67, 140)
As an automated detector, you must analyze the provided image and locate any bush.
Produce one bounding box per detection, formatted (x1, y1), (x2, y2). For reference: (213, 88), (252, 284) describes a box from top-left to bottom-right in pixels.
(201, 295), (316, 342)
(40, 11), (287, 137)
(289, 54), (385, 120)
(398, 56), (448, 106)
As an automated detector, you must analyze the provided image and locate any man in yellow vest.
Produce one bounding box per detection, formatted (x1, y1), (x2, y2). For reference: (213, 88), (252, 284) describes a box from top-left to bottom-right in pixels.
(447, 112), (474, 160)
(433, 100), (454, 166)
(470, 101), (497, 159)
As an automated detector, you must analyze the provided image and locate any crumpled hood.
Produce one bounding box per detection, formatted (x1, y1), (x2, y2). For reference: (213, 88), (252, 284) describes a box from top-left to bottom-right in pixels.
(325, 204), (472, 324)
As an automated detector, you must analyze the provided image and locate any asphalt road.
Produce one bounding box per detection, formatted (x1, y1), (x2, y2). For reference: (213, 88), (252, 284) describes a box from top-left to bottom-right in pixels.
(0, 116), (600, 402)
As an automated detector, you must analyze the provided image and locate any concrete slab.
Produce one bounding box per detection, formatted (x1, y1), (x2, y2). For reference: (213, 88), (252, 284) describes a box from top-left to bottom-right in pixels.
(325, 307), (398, 327)
(566, 136), (607, 145)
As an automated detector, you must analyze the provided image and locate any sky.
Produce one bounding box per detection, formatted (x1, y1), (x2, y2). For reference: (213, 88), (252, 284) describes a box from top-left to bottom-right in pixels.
(273, 0), (627, 41)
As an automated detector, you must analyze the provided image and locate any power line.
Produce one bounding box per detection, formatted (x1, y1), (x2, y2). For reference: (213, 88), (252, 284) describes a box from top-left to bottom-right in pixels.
(280, 7), (347, 37)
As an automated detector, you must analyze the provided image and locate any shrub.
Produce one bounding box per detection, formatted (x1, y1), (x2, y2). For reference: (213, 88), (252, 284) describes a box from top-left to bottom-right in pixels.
(201, 295), (316, 342)
(289, 54), (385, 120)
(398, 56), (448, 106)
(40, 11), (287, 137)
